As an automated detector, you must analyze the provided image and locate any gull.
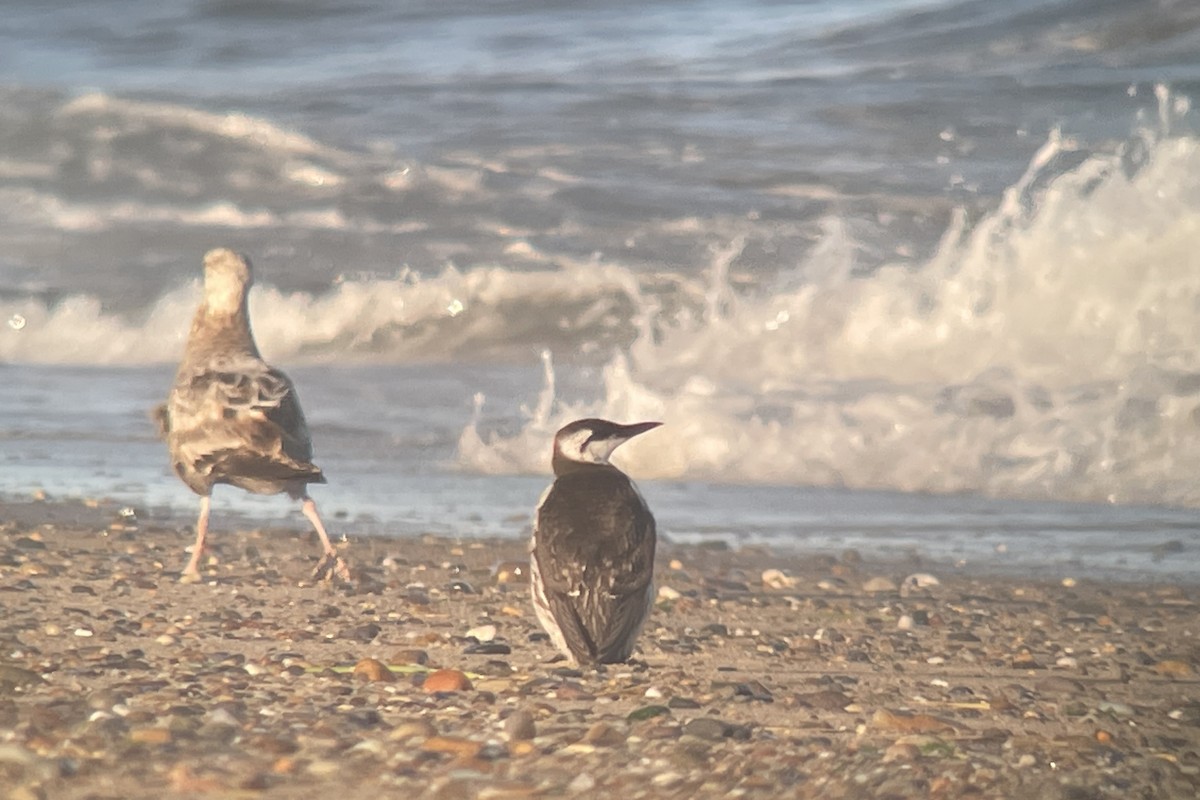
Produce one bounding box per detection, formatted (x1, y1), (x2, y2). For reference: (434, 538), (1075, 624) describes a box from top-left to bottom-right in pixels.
(154, 248), (350, 583)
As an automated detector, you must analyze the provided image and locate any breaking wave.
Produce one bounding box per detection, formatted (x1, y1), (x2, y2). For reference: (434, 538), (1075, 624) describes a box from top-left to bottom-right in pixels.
(461, 101), (1200, 507)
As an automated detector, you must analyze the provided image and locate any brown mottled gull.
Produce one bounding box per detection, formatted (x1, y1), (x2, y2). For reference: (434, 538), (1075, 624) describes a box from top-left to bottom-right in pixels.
(154, 248), (350, 583)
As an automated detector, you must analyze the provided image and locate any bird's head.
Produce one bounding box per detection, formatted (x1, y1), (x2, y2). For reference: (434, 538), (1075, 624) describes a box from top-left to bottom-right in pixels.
(551, 418), (662, 473)
(202, 248), (253, 316)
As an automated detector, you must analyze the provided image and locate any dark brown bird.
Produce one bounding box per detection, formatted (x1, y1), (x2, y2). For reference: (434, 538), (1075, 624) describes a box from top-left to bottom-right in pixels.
(530, 418), (661, 665)
(154, 248), (349, 583)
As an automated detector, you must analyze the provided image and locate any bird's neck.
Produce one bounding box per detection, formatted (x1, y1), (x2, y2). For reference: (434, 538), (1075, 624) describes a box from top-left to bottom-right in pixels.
(180, 304), (262, 367)
(552, 453), (617, 477)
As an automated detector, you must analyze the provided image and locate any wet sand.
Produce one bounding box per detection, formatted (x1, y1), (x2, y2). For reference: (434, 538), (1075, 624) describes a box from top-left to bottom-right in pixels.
(1, 497), (1198, 799)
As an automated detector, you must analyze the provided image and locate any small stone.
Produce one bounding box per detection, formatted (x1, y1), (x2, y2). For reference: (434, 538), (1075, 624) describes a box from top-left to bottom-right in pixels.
(464, 642), (512, 655)
(761, 568), (796, 590)
(466, 624), (497, 642)
(391, 648), (430, 666)
(1035, 676), (1084, 694)
(352, 657), (395, 682)
(0, 666), (43, 690)
(862, 577), (897, 593)
(581, 722), (627, 747)
(388, 719), (438, 742)
(668, 696), (701, 710)
(567, 773), (596, 793)
(901, 573), (940, 592)
(1011, 651), (1042, 670)
(421, 735), (482, 759)
(504, 709), (537, 741)
(651, 772), (683, 788)
(682, 717), (732, 741)
(657, 586), (682, 601)
(493, 560), (529, 584)
(627, 705), (671, 722)
(43, 624), (62, 637)
(129, 727), (173, 745)
(74, 627), (94, 637)
(897, 615), (914, 630)
(1155, 659), (1193, 678)
(882, 742), (921, 762)
(424, 669), (473, 693)
(871, 709), (956, 734)
(792, 690), (852, 711)
(1096, 701), (1134, 718)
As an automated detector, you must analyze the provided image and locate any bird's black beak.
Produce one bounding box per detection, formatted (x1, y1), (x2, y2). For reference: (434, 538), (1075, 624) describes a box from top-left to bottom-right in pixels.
(616, 421), (662, 439)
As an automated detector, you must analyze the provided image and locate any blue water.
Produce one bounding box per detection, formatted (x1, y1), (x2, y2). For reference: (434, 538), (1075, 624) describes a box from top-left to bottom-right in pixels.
(2, 0), (1200, 581)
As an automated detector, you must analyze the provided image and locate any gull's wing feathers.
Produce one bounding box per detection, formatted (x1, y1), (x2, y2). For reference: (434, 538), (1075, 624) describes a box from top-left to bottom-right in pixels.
(166, 356), (323, 495)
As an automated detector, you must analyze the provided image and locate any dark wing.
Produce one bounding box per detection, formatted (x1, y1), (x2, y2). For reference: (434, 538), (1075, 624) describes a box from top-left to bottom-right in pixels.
(167, 358), (323, 491)
(534, 468), (656, 663)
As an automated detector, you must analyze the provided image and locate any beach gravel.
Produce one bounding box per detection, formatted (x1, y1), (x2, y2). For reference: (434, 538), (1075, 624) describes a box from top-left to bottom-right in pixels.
(1, 499), (1198, 798)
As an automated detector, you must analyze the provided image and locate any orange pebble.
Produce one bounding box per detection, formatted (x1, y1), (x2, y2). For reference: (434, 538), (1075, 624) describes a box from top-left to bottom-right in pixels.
(352, 657), (395, 682)
(424, 668), (473, 693)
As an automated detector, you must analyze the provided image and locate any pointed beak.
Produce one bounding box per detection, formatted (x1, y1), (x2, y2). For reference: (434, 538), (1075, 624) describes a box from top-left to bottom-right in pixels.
(617, 421), (662, 440)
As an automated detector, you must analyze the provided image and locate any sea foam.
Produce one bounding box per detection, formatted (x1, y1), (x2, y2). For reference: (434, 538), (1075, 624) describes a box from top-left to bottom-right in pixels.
(460, 110), (1200, 507)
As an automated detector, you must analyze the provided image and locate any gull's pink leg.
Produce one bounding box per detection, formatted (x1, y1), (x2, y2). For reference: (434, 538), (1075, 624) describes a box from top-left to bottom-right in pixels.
(180, 495), (211, 583)
(302, 496), (351, 582)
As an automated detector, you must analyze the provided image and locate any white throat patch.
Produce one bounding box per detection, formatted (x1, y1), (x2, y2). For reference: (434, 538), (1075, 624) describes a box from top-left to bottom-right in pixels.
(556, 428), (623, 465)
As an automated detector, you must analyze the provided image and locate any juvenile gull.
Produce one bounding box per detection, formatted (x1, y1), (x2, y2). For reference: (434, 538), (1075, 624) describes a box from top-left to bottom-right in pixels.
(154, 248), (350, 583)
(530, 418), (661, 665)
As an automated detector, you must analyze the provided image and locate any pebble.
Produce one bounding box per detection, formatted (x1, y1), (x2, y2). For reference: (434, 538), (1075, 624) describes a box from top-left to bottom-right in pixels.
(1097, 701), (1134, 718)
(389, 719), (438, 742)
(901, 573), (940, 591)
(567, 773), (596, 793)
(762, 568), (796, 589)
(493, 561), (528, 584)
(581, 722), (627, 747)
(421, 736), (483, 759)
(352, 658), (395, 683)
(682, 717), (732, 741)
(1032, 676), (1080, 695)
(862, 577), (897, 593)
(504, 709), (537, 741)
(391, 648), (430, 666)
(871, 709), (956, 734)
(657, 586), (682, 601)
(627, 705), (671, 722)
(424, 669), (473, 693)
(466, 624), (497, 642)
(1154, 659), (1193, 678)
(882, 742), (921, 762)
(1011, 650), (1041, 669)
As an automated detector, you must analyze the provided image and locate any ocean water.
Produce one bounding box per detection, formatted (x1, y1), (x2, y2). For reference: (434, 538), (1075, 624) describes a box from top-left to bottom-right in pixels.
(3, 0), (1200, 581)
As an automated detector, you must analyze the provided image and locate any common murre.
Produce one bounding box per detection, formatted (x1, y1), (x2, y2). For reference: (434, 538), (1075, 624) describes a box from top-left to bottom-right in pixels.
(153, 248), (350, 584)
(530, 418), (661, 665)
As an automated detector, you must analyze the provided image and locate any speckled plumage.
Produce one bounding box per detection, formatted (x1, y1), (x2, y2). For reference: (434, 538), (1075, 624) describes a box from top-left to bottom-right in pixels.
(155, 248), (348, 582)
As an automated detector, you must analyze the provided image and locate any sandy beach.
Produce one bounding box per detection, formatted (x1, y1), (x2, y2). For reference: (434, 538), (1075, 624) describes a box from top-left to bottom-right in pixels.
(1, 497), (1198, 799)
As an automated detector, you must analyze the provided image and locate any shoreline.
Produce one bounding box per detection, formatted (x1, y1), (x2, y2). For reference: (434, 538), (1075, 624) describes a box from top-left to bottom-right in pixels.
(1, 497), (1198, 797)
